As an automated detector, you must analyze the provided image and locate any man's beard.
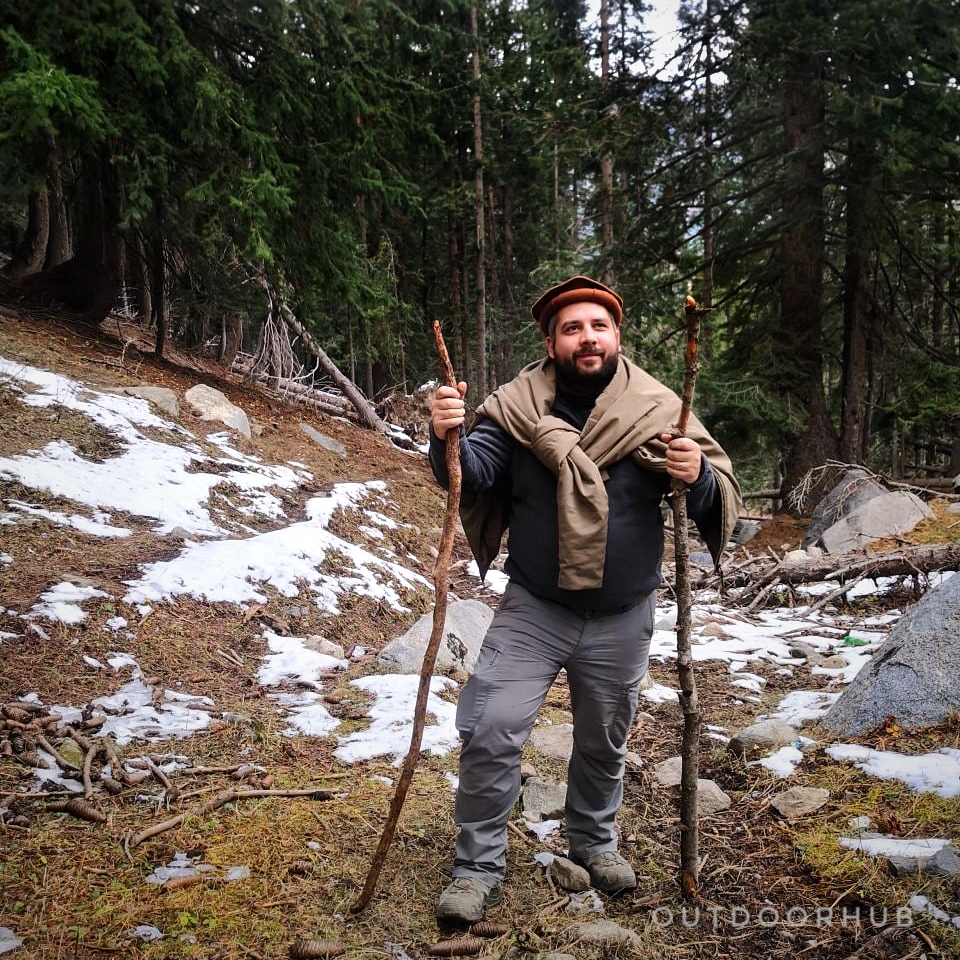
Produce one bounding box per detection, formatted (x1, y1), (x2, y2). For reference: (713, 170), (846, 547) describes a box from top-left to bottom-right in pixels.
(554, 351), (619, 396)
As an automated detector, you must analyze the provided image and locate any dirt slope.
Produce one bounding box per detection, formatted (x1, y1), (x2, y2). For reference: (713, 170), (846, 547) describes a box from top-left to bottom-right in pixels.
(0, 310), (957, 960)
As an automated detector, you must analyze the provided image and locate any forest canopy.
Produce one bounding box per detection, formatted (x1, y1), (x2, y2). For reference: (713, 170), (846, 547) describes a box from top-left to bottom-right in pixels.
(1, 0), (958, 502)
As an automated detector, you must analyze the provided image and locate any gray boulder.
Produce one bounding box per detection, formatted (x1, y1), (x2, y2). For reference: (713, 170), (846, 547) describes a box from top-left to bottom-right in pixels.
(803, 468), (887, 548)
(121, 385), (179, 418)
(376, 599), (492, 674)
(818, 490), (932, 554)
(184, 384), (251, 438)
(822, 574), (960, 737)
(801, 467), (933, 553)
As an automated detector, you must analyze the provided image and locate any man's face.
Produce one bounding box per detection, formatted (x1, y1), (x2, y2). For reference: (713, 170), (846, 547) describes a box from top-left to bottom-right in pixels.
(546, 301), (620, 386)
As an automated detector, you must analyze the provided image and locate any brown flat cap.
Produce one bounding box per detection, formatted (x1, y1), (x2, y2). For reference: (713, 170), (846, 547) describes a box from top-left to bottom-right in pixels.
(530, 275), (624, 334)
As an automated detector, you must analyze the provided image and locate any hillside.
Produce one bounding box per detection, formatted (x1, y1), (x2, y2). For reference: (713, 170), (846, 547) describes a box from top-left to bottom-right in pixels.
(0, 310), (958, 960)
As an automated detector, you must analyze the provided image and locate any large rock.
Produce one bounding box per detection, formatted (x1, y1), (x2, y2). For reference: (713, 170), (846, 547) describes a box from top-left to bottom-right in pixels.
(801, 467), (933, 553)
(121, 385), (179, 418)
(803, 468), (887, 548)
(818, 490), (932, 554)
(822, 574), (960, 737)
(376, 599), (493, 674)
(184, 384), (251, 438)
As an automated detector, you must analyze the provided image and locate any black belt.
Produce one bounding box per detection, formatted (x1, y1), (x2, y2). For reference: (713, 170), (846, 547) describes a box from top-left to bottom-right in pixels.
(579, 602), (637, 619)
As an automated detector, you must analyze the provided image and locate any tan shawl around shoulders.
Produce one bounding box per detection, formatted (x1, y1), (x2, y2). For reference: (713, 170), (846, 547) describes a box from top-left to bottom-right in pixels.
(460, 356), (741, 589)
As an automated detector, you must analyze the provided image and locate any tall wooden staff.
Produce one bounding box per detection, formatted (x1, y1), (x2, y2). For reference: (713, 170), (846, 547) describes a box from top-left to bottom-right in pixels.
(351, 321), (462, 912)
(671, 295), (707, 898)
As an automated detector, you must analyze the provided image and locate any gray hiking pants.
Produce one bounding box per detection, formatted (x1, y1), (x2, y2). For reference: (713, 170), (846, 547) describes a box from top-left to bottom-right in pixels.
(451, 581), (655, 886)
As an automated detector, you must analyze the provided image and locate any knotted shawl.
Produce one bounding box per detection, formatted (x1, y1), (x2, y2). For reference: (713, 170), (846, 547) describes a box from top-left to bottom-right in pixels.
(460, 356), (741, 589)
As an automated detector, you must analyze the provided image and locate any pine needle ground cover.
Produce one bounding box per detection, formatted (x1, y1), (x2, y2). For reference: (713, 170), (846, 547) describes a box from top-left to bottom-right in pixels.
(1, 311), (958, 960)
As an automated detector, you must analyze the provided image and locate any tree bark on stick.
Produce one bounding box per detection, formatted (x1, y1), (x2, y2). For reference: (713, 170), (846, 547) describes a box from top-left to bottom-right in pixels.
(671, 296), (706, 898)
(351, 321), (462, 913)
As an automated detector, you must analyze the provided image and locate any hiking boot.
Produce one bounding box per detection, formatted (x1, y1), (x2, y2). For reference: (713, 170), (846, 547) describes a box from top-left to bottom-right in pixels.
(435, 877), (503, 923)
(573, 851), (637, 892)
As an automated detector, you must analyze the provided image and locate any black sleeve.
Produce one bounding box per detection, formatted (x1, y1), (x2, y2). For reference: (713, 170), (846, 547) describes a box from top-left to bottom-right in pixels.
(428, 418), (514, 493)
(686, 456), (722, 531)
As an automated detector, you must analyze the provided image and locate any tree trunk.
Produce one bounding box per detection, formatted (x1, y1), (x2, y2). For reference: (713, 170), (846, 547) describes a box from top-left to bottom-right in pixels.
(486, 182), (504, 387)
(44, 145), (71, 269)
(731, 543), (960, 593)
(599, 0), (614, 285)
(839, 135), (876, 465)
(447, 210), (466, 382)
(778, 35), (838, 507)
(132, 231), (152, 327)
(700, 0), (715, 318)
(4, 191), (49, 278)
(500, 183), (517, 379)
(151, 234), (166, 359)
(220, 314), (243, 368)
(470, 2), (488, 394)
(14, 153), (121, 322)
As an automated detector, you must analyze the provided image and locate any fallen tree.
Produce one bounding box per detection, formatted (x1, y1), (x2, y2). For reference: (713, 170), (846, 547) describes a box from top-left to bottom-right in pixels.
(726, 542), (960, 606)
(239, 268), (408, 444)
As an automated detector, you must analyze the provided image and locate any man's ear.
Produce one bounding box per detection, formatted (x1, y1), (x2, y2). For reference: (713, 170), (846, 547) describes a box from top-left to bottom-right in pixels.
(545, 337), (556, 359)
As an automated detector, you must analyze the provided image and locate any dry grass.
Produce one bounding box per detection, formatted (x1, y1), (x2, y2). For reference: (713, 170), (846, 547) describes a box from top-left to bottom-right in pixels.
(1, 310), (959, 959)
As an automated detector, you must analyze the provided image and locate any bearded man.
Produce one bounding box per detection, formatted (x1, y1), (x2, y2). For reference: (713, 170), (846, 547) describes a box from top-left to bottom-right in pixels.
(428, 276), (741, 923)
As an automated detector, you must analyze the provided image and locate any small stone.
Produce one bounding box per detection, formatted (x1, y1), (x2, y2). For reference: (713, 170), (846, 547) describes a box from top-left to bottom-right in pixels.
(928, 844), (960, 877)
(698, 779), (732, 815)
(548, 857), (591, 892)
(654, 756), (683, 786)
(522, 777), (566, 821)
(570, 919), (644, 948)
(770, 786), (830, 819)
(818, 655), (849, 669)
(528, 723), (574, 762)
(299, 423), (347, 456)
(727, 719), (798, 760)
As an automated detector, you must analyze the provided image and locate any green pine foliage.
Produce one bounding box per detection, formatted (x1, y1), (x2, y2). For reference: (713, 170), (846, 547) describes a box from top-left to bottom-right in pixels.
(0, 0), (957, 500)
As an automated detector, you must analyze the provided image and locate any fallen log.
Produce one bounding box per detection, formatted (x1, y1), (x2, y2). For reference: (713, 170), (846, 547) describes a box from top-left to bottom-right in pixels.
(232, 357), (356, 418)
(729, 543), (960, 597)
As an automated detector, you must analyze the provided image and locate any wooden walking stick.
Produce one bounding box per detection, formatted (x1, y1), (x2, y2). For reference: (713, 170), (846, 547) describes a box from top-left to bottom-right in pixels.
(351, 320), (462, 913)
(671, 295), (708, 898)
